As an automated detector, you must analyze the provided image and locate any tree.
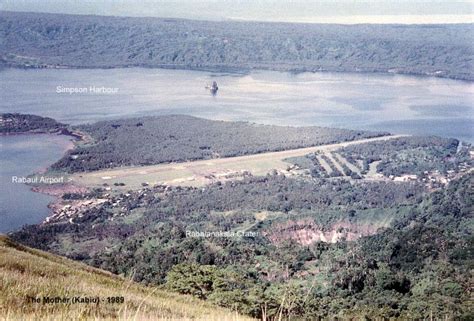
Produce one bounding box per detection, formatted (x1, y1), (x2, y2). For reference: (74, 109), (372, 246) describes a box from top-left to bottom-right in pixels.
(165, 263), (219, 299)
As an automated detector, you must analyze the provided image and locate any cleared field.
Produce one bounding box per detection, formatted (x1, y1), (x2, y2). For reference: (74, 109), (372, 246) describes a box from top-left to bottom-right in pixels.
(316, 155), (333, 175)
(365, 160), (386, 181)
(325, 153), (346, 175)
(333, 152), (361, 175)
(72, 135), (407, 189)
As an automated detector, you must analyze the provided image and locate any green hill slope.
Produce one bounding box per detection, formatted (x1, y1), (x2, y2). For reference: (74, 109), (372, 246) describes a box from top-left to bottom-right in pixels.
(0, 235), (254, 321)
(1, 11), (473, 80)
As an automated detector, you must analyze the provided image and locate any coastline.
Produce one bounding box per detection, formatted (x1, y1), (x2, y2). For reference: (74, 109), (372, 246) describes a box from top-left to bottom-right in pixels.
(0, 128), (84, 140)
(1, 62), (472, 82)
(1, 127), (87, 230)
(26, 130), (88, 225)
(31, 183), (90, 224)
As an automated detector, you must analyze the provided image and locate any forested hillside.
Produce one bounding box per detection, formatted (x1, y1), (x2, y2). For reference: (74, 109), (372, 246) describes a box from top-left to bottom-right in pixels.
(1, 11), (473, 80)
(11, 172), (473, 319)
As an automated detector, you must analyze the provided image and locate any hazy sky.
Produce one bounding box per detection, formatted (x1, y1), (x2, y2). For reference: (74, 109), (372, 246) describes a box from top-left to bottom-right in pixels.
(1, 0), (473, 24)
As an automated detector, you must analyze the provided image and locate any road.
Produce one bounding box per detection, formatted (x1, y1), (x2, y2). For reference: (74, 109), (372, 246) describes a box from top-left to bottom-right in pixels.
(73, 134), (408, 189)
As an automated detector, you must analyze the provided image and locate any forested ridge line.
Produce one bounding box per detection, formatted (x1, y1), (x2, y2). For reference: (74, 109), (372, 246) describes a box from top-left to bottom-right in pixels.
(1, 11), (472, 80)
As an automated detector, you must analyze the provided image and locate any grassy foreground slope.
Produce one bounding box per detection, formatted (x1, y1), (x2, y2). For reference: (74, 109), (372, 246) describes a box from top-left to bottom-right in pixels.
(0, 235), (253, 321)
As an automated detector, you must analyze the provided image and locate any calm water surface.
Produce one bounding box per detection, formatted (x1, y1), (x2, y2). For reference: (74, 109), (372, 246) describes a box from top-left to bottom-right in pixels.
(0, 68), (472, 232)
(1, 68), (472, 140)
(0, 134), (72, 232)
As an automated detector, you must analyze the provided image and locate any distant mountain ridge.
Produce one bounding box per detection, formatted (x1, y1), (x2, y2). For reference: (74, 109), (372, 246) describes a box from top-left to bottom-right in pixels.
(0, 11), (472, 80)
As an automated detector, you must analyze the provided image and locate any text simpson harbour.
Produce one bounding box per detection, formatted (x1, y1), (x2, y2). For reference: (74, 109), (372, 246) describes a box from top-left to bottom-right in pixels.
(56, 85), (119, 94)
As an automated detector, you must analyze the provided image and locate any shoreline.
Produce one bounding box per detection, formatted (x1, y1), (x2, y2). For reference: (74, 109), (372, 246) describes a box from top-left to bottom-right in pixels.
(30, 183), (90, 224)
(2, 129), (87, 229)
(1, 63), (473, 83)
(27, 130), (88, 224)
(0, 128), (84, 140)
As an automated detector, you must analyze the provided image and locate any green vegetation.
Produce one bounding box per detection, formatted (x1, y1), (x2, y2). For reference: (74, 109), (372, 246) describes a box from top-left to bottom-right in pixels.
(0, 235), (254, 321)
(1, 11), (473, 80)
(11, 170), (473, 319)
(51, 115), (384, 172)
(291, 136), (472, 180)
(0, 113), (66, 134)
(339, 136), (472, 177)
(3, 113), (472, 319)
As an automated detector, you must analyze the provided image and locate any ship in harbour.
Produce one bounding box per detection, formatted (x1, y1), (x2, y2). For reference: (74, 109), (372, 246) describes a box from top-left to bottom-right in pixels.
(205, 81), (219, 95)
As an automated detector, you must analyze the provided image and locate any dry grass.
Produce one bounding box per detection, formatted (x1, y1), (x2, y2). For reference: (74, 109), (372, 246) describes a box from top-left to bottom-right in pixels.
(0, 235), (254, 321)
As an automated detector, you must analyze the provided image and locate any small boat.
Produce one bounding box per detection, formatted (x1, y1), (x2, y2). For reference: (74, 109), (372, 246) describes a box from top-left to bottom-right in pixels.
(205, 81), (219, 95)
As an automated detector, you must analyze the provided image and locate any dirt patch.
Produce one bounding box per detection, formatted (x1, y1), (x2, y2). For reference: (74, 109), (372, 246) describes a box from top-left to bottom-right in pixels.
(333, 152), (361, 175)
(264, 218), (389, 245)
(316, 155), (333, 174)
(31, 183), (88, 197)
